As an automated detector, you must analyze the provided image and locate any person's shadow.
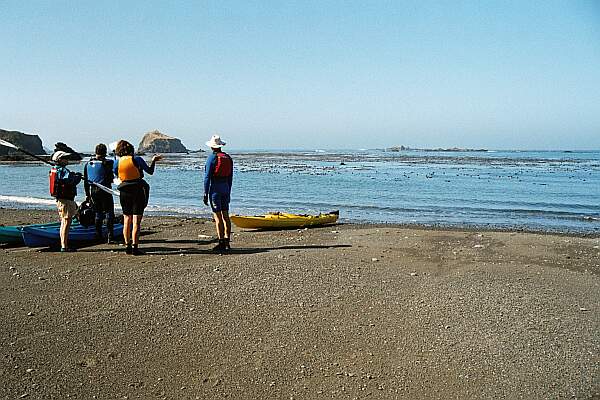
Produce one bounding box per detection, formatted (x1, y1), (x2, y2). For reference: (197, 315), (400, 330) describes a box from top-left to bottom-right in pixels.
(79, 242), (352, 255)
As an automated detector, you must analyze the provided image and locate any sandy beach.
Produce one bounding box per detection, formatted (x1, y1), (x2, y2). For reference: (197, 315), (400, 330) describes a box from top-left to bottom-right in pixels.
(1, 209), (599, 399)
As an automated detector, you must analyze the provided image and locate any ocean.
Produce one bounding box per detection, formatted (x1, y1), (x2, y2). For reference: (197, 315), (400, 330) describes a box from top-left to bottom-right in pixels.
(1, 149), (599, 234)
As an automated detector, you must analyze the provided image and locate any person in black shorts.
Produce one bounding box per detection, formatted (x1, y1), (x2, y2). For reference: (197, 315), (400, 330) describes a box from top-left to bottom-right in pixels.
(113, 140), (162, 255)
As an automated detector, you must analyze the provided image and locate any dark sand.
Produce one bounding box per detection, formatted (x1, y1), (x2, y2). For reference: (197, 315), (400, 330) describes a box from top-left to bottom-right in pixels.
(1, 209), (599, 399)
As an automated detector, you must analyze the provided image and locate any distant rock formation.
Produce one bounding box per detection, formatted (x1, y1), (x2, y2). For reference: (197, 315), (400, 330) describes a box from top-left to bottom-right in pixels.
(53, 142), (83, 161)
(387, 146), (410, 152)
(387, 145), (487, 152)
(137, 130), (189, 154)
(421, 147), (488, 152)
(0, 129), (46, 157)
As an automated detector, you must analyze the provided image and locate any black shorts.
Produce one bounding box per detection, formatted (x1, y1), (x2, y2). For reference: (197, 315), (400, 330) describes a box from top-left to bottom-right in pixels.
(90, 186), (114, 213)
(118, 180), (149, 215)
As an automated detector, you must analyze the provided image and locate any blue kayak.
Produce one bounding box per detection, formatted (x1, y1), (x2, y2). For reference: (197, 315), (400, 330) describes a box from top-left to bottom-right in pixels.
(0, 221), (78, 245)
(21, 224), (124, 247)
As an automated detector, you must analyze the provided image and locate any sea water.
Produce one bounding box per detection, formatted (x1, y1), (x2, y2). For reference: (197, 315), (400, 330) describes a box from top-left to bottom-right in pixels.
(1, 149), (599, 234)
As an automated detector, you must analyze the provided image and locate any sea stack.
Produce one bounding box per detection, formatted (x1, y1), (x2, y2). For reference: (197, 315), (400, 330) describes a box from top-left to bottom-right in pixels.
(53, 142), (83, 161)
(0, 129), (46, 159)
(137, 130), (189, 154)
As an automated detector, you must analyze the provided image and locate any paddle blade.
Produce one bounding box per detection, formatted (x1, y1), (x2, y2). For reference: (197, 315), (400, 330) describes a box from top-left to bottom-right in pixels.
(0, 138), (19, 149)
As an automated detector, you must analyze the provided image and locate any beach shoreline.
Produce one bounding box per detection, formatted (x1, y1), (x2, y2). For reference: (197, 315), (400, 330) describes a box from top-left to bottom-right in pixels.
(1, 208), (599, 399)
(2, 205), (599, 238)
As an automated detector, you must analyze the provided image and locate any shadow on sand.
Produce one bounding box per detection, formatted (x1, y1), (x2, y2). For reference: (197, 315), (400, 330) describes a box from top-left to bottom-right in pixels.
(78, 243), (352, 256)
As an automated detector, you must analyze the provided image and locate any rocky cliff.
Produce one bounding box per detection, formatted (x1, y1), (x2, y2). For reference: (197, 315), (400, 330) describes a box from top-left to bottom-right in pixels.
(0, 129), (46, 157)
(137, 130), (188, 153)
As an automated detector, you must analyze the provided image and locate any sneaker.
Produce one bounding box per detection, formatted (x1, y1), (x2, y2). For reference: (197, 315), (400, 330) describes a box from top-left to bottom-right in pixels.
(125, 244), (133, 255)
(60, 247), (77, 252)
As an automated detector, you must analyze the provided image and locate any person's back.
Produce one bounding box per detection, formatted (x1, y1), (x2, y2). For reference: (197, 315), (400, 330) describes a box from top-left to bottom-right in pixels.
(53, 165), (79, 200)
(84, 144), (116, 243)
(85, 157), (114, 187)
(115, 155), (142, 182)
(203, 135), (233, 252)
(204, 150), (233, 195)
(113, 140), (162, 255)
(50, 151), (82, 252)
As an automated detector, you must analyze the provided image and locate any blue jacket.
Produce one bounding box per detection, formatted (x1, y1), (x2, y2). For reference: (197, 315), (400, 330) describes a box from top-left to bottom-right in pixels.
(204, 151), (233, 195)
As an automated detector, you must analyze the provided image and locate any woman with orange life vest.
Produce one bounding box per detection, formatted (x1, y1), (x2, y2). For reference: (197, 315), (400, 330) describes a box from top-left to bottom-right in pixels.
(203, 135), (233, 252)
(113, 140), (162, 255)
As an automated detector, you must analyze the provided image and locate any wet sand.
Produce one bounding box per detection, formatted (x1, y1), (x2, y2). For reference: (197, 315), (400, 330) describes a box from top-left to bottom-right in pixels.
(1, 209), (599, 399)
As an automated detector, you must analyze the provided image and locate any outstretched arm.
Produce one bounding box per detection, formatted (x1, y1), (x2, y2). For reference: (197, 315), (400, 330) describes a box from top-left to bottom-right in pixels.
(136, 155), (162, 175)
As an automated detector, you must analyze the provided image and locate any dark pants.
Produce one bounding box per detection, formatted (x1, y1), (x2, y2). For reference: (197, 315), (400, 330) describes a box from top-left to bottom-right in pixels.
(90, 186), (115, 236)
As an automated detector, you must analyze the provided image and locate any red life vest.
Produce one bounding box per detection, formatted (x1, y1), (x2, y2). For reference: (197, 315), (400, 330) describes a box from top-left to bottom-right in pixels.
(49, 166), (58, 197)
(213, 152), (232, 178)
(49, 166), (76, 200)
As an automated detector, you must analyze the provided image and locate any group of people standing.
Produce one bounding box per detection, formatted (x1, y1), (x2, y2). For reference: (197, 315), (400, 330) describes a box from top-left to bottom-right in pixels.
(50, 135), (233, 254)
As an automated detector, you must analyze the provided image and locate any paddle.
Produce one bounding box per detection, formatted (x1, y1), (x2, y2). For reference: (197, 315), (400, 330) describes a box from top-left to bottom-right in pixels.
(0, 138), (120, 197)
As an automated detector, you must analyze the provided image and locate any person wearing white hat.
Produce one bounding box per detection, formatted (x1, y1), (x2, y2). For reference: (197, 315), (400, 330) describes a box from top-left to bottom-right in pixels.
(50, 151), (82, 252)
(203, 135), (233, 252)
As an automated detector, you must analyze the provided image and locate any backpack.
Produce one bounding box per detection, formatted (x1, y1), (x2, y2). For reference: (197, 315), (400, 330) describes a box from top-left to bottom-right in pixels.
(77, 199), (96, 227)
(49, 166), (58, 197)
(213, 152), (232, 178)
(49, 166), (76, 200)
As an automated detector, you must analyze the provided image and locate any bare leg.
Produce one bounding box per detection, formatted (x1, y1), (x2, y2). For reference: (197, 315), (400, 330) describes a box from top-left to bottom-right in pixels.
(60, 217), (71, 249)
(132, 215), (143, 245)
(222, 210), (231, 239)
(213, 212), (225, 239)
(123, 215), (133, 244)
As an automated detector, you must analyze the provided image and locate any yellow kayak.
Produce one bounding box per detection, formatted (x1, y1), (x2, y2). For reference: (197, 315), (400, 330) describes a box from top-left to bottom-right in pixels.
(230, 211), (339, 229)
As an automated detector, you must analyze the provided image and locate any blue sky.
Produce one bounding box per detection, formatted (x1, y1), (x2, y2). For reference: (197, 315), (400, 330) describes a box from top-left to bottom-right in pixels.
(1, 0), (599, 150)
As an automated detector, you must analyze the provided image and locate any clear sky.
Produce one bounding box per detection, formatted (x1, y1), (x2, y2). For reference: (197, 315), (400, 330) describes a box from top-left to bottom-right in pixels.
(1, 0), (599, 150)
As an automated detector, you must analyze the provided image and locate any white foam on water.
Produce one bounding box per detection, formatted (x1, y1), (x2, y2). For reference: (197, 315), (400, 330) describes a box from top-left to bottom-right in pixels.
(0, 195), (55, 206)
(144, 204), (212, 217)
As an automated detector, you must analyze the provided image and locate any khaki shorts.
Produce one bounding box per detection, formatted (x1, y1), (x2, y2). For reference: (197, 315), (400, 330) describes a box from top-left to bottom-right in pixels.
(56, 199), (78, 220)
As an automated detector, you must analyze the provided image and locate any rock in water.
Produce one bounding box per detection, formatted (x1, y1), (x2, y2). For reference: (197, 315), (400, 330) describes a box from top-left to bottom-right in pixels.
(137, 130), (188, 153)
(0, 129), (46, 157)
(53, 142), (83, 161)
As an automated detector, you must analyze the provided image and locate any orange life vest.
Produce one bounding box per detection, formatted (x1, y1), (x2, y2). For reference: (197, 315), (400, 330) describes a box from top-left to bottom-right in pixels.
(117, 156), (141, 181)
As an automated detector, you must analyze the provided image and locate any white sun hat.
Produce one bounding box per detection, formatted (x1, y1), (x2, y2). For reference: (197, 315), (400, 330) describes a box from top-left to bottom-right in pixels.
(51, 151), (71, 161)
(205, 135), (226, 148)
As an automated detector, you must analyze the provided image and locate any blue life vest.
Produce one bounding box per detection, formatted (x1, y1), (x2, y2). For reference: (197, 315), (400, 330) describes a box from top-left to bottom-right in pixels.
(85, 158), (114, 186)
